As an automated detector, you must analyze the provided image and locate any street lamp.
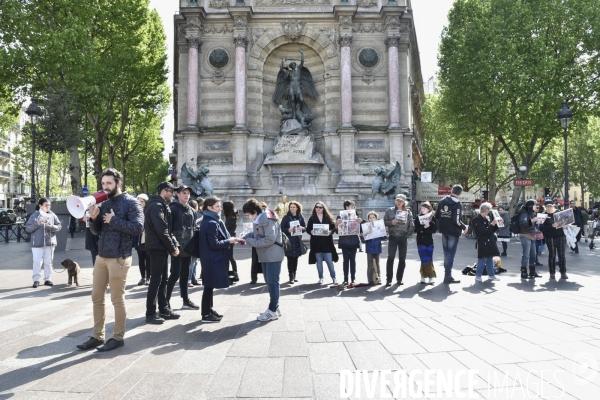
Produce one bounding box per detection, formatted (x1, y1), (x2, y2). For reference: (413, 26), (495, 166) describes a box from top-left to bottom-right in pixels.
(557, 101), (573, 206)
(25, 98), (43, 204)
(519, 165), (527, 206)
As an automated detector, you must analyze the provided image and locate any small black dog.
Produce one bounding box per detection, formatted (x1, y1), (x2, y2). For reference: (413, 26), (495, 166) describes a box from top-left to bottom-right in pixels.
(61, 259), (81, 286)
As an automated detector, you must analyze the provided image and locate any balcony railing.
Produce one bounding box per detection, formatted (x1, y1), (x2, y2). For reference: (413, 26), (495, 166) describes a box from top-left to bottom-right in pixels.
(0, 150), (10, 160)
(0, 170), (10, 178)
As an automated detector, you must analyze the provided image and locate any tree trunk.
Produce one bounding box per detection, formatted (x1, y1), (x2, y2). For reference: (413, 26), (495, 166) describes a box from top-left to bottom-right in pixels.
(94, 130), (104, 191)
(488, 139), (501, 203)
(45, 148), (52, 198)
(508, 186), (525, 217)
(68, 144), (83, 196)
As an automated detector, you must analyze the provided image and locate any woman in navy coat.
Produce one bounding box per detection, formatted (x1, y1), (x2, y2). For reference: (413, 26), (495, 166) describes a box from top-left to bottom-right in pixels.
(280, 200), (306, 284)
(198, 196), (242, 322)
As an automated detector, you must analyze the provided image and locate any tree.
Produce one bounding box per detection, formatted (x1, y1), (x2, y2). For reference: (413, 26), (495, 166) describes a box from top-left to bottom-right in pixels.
(438, 0), (600, 215)
(0, 0), (170, 189)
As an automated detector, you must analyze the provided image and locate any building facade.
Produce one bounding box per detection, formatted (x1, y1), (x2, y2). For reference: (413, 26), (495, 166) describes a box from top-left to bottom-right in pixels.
(171, 0), (425, 206)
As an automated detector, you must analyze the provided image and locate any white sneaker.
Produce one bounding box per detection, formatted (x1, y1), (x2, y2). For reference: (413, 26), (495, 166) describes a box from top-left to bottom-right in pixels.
(257, 309), (279, 322)
(420, 277), (426, 283)
(475, 277), (483, 282)
(332, 278), (338, 284)
(489, 277), (500, 281)
(318, 278), (324, 284)
(276, 308), (282, 317)
(428, 278), (434, 284)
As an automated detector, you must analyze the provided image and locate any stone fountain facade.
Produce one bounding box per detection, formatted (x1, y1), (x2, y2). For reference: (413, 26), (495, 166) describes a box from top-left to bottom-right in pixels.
(171, 0), (425, 213)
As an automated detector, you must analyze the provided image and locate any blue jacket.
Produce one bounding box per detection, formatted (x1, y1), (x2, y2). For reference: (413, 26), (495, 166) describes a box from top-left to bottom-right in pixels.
(90, 192), (144, 258)
(198, 212), (230, 289)
(365, 237), (383, 254)
(281, 212), (306, 257)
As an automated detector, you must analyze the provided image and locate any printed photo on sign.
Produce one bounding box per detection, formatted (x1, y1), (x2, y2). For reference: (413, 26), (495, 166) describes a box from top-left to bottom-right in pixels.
(554, 208), (575, 228)
(362, 220), (387, 241)
(418, 212), (433, 226)
(338, 220), (360, 236)
(340, 210), (357, 221)
(312, 224), (330, 236)
(492, 210), (504, 227)
(396, 210), (408, 224)
(536, 213), (548, 224)
(289, 220), (303, 236)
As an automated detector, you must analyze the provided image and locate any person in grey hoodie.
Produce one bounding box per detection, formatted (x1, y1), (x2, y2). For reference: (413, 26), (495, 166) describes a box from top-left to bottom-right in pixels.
(25, 197), (62, 288)
(242, 198), (285, 322)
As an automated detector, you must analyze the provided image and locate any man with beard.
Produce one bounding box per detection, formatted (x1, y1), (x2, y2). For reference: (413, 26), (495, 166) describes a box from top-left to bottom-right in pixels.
(76, 168), (144, 352)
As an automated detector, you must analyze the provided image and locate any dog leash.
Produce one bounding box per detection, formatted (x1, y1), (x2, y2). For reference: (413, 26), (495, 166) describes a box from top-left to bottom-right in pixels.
(51, 266), (68, 273)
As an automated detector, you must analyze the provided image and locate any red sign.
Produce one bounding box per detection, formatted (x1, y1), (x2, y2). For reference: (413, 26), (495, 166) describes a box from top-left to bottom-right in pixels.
(514, 179), (534, 186)
(438, 185), (452, 195)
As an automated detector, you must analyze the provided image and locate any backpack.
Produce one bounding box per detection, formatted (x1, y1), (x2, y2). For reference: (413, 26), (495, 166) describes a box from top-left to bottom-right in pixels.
(509, 214), (521, 234)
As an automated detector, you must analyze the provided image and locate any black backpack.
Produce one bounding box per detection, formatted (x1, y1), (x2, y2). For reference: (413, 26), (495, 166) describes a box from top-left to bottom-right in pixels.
(509, 214), (521, 234)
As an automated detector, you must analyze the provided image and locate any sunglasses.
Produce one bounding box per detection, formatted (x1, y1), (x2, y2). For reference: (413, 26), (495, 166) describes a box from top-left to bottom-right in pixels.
(315, 206), (323, 209)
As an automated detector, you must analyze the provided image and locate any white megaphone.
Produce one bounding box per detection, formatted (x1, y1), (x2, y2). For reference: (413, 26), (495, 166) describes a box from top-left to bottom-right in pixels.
(67, 190), (109, 219)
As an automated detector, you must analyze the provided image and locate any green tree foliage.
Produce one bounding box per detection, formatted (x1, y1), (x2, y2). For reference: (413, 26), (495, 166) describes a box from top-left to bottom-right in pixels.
(438, 0), (600, 214)
(0, 0), (170, 190)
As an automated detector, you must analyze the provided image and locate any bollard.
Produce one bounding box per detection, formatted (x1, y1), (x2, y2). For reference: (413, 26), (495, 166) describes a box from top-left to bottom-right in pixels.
(4, 225), (8, 243)
(17, 224), (21, 243)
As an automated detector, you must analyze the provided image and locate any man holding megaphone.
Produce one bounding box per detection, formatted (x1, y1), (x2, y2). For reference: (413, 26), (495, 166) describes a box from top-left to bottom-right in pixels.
(76, 168), (144, 352)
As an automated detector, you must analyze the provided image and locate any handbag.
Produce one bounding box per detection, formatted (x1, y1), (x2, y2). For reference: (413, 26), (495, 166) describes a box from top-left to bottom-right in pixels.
(183, 230), (201, 258)
(275, 232), (292, 251)
(300, 239), (308, 255)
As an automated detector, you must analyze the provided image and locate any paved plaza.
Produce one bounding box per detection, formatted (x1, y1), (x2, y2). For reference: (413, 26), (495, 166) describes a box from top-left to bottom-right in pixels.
(0, 233), (599, 399)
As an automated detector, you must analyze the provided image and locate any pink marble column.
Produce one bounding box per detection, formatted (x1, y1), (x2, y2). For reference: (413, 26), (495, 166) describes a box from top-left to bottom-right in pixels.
(339, 35), (353, 127)
(385, 35), (400, 128)
(234, 34), (248, 128)
(186, 36), (201, 128)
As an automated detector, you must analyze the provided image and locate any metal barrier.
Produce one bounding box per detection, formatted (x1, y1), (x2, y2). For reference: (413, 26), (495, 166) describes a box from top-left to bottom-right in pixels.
(0, 222), (30, 243)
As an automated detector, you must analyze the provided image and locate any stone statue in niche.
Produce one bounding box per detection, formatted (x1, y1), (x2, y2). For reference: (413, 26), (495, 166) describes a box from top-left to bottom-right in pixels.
(272, 49), (318, 133)
(370, 162), (410, 200)
(180, 160), (214, 197)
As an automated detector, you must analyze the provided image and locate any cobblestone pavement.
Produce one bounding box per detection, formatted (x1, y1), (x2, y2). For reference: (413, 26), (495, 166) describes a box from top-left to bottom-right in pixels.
(0, 233), (599, 399)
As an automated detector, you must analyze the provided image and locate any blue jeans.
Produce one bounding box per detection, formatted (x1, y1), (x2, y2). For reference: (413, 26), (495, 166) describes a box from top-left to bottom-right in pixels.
(520, 236), (537, 267)
(341, 248), (357, 282)
(315, 252), (336, 280)
(188, 257), (198, 284)
(441, 234), (460, 280)
(263, 261), (282, 312)
(476, 256), (496, 279)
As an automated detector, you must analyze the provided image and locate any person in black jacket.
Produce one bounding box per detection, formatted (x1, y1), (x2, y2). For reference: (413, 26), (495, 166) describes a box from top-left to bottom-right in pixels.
(223, 201), (239, 283)
(335, 200), (363, 285)
(414, 202), (437, 284)
(281, 200), (306, 284)
(144, 181), (181, 325)
(540, 201), (568, 279)
(518, 199), (541, 279)
(569, 201), (584, 253)
(472, 202), (500, 282)
(76, 168), (144, 353)
(166, 186), (198, 310)
(306, 202), (338, 284)
(434, 185), (468, 284)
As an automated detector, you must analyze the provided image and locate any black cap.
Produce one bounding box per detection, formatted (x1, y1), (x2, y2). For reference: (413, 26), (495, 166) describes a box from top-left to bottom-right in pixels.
(157, 181), (177, 193)
(544, 198), (554, 206)
(177, 185), (191, 193)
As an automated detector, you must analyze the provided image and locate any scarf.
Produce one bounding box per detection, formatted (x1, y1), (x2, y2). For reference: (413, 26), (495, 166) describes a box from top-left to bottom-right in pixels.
(203, 209), (230, 239)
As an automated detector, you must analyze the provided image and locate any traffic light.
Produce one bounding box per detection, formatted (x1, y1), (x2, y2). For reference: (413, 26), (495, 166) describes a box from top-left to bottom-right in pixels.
(544, 187), (550, 197)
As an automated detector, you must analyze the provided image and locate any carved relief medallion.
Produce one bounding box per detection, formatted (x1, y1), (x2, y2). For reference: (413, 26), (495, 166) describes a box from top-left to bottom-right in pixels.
(186, 17), (200, 30)
(209, 48), (229, 69)
(281, 20), (305, 40)
(209, 0), (229, 8)
(358, 48), (379, 68)
(340, 16), (353, 29)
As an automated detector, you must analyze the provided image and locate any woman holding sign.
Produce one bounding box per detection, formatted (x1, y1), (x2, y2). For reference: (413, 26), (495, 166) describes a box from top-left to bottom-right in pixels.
(472, 202), (500, 282)
(335, 200), (364, 286)
(280, 200), (306, 284)
(414, 202), (437, 284)
(307, 202), (338, 284)
(540, 200), (568, 279)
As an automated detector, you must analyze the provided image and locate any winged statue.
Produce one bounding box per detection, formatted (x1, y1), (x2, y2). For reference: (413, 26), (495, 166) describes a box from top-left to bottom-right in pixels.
(272, 48), (318, 128)
(370, 161), (409, 200)
(180, 160), (213, 197)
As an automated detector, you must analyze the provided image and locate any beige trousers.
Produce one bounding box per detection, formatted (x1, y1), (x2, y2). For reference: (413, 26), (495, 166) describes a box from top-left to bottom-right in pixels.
(91, 255), (131, 341)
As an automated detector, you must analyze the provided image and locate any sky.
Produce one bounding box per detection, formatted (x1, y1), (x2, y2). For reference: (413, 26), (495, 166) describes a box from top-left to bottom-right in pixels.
(150, 0), (454, 160)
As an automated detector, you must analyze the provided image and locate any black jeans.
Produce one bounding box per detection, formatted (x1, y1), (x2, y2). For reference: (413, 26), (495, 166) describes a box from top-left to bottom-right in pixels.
(228, 243), (237, 272)
(146, 252), (169, 316)
(251, 247), (263, 282)
(341, 248), (357, 282)
(201, 287), (214, 316)
(386, 236), (408, 283)
(136, 248), (150, 279)
(547, 236), (567, 274)
(287, 256), (298, 279)
(167, 256), (191, 302)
